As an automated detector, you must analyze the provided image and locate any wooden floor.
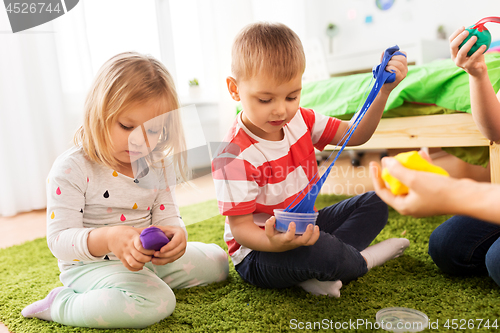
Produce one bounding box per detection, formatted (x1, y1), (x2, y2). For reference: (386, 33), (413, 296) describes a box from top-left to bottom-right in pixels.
(0, 150), (490, 333)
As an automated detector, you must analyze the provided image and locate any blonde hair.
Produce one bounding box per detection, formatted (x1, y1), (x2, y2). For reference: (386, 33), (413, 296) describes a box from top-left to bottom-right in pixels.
(231, 22), (306, 83)
(74, 52), (189, 181)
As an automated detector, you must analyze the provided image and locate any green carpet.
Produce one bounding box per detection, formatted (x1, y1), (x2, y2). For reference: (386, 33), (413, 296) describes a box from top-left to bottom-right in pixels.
(1, 195), (499, 332)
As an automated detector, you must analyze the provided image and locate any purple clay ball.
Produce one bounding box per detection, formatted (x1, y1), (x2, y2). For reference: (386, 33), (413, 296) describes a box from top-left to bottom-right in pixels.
(140, 226), (170, 251)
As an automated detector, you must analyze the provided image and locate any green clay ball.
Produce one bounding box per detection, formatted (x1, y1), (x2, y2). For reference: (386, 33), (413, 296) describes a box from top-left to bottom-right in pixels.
(459, 25), (491, 57)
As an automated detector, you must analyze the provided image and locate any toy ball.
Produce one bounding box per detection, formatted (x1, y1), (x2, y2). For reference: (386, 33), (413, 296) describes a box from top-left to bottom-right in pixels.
(381, 151), (449, 195)
(459, 25), (491, 57)
(458, 17), (500, 57)
(140, 226), (170, 251)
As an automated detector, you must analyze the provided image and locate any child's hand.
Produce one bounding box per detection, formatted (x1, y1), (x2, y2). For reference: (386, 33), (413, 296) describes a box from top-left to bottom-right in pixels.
(380, 51), (408, 95)
(264, 216), (320, 251)
(107, 226), (155, 272)
(449, 26), (488, 77)
(149, 225), (187, 265)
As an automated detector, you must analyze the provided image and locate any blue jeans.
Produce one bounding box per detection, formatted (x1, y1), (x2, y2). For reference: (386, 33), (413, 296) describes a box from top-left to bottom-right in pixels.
(235, 192), (388, 288)
(428, 215), (500, 287)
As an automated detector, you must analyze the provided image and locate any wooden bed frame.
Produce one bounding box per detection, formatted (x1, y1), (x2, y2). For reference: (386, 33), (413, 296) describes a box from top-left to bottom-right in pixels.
(325, 113), (500, 183)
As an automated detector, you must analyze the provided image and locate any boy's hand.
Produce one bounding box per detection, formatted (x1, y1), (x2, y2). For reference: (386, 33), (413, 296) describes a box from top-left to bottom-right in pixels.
(264, 216), (320, 251)
(107, 226), (155, 272)
(380, 51), (408, 95)
(449, 26), (488, 77)
(149, 225), (187, 266)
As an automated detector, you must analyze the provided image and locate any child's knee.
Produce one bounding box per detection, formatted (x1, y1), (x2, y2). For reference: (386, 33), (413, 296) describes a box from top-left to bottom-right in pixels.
(181, 242), (229, 288)
(428, 227), (466, 275)
(428, 229), (448, 264)
(138, 285), (176, 327)
(370, 191), (389, 212)
(200, 244), (229, 284)
(428, 223), (454, 262)
(485, 248), (500, 286)
(364, 191), (388, 225)
(79, 283), (176, 329)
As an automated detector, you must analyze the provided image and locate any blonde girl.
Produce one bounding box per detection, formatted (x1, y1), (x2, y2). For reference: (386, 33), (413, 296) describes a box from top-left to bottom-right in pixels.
(21, 52), (228, 329)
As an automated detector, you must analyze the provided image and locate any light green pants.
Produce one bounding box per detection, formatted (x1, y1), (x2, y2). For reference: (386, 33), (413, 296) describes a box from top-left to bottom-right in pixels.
(51, 242), (229, 328)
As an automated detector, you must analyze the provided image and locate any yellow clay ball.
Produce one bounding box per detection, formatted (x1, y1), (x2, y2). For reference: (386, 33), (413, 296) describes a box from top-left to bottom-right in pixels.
(381, 151), (449, 195)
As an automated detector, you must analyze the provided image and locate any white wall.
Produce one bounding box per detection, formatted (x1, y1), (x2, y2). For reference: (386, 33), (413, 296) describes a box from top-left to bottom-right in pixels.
(209, 0), (254, 140)
(306, 0), (500, 56)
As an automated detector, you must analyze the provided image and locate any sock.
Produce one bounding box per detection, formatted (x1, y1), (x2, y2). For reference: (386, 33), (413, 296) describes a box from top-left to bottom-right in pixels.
(21, 286), (66, 321)
(298, 279), (342, 298)
(360, 238), (410, 270)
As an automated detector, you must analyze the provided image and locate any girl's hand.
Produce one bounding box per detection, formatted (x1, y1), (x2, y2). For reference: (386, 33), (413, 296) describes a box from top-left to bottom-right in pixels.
(449, 26), (488, 77)
(380, 51), (408, 95)
(149, 225), (187, 265)
(107, 226), (155, 272)
(264, 216), (320, 252)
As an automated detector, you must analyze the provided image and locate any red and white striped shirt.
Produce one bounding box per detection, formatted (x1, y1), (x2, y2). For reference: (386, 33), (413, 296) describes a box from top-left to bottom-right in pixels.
(212, 107), (340, 265)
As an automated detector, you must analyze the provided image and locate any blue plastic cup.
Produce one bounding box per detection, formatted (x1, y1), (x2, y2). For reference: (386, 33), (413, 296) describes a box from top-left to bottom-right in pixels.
(273, 209), (319, 234)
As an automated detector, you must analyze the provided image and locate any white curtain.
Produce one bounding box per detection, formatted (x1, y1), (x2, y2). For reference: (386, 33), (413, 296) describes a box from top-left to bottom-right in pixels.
(0, 3), (92, 216)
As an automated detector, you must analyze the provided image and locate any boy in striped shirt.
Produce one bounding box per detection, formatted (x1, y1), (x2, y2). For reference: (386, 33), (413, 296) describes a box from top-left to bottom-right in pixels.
(212, 22), (410, 297)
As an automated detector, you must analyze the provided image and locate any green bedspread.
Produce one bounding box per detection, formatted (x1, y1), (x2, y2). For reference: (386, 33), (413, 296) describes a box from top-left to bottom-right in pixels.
(300, 52), (500, 120)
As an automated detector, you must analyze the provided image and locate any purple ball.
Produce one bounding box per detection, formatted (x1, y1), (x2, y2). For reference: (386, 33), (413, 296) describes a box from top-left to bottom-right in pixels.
(140, 226), (170, 251)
